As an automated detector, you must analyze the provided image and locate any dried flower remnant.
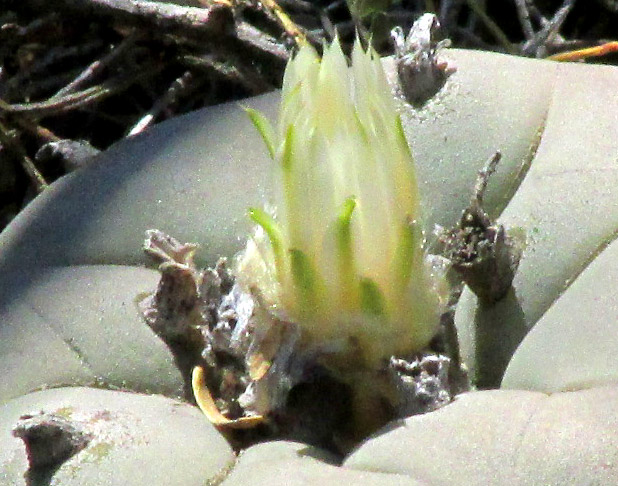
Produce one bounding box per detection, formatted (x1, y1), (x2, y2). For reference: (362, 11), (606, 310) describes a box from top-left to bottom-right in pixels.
(439, 152), (525, 304)
(389, 354), (452, 416)
(391, 13), (456, 106)
(140, 230), (203, 342)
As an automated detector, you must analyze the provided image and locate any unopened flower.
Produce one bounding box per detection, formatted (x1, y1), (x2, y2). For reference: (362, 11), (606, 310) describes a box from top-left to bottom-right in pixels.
(238, 38), (446, 370)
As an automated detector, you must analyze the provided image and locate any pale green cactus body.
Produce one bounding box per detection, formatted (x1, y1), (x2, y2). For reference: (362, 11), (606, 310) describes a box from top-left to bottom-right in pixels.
(240, 39), (445, 369)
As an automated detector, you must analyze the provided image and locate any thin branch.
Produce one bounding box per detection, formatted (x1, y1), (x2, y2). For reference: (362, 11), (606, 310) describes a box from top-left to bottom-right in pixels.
(277, 0), (315, 14)
(0, 42), (104, 100)
(234, 21), (290, 63)
(23, 0), (290, 66)
(0, 120), (48, 192)
(51, 32), (140, 99)
(180, 54), (272, 94)
(13, 118), (62, 143)
(0, 67), (160, 118)
(318, 11), (336, 41)
(547, 41), (618, 62)
(26, 0), (235, 36)
(522, 0), (576, 57)
(258, 0), (308, 46)
(440, 0), (464, 37)
(465, 0), (517, 54)
(454, 26), (497, 50)
(127, 70), (196, 136)
(514, 0), (534, 40)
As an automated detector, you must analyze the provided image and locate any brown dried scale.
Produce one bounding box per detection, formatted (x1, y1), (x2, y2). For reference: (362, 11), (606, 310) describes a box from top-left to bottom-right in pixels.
(439, 152), (525, 304)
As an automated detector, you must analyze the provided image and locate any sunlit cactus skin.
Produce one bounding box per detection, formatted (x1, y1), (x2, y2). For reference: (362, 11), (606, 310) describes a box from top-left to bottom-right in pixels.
(239, 38), (446, 369)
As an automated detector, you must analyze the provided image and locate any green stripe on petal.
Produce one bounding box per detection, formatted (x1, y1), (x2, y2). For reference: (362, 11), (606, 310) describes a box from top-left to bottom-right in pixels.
(391, 217), (422, 294)
(336, 196), (357, 307)
(289, 248), (320, 315)
(281, 124), (303, 248)
(281, 124), (295, 172)
(359, 277), (385, 316)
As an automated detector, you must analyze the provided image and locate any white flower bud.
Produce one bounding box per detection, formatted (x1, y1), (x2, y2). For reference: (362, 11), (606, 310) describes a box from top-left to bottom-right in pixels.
(239, 38), (447, 369)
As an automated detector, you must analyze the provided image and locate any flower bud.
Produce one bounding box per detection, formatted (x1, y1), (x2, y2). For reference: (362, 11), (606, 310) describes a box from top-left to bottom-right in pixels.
(240, 38), (446, 369)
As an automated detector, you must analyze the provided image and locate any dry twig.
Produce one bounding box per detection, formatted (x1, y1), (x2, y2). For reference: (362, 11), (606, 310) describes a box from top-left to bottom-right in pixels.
(127, 70), (196, 136)
(28, 0), (235, 36)
(51, 32), (140, 100)
(514, 0), (534, 40)
(180, 54), (272, 94)
(0, 118), (48, 192)
(256, 0), (309, 46)
(0, 67), (161, 118)
(521, 0), (576, 57)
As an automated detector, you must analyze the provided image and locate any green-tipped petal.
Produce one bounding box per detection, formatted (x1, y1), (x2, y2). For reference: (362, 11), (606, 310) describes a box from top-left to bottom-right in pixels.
(282, 42), (320, 99)
(394, 114), (413, 159)
(249, 207), (286, 282)
(317, 36), (352, 137)
(244, 107), (276, 159)
(280, 124), (305, 250)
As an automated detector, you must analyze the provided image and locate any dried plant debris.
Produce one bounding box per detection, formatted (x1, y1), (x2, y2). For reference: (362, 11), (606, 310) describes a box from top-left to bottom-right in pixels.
(517, 0), (576, 57)
(12, 405), (156, 484)
(13, 413), (92, 471)
(391, 13), (455, 106)
(138, 230), (303, 417)
(139, 229), (466, 450)
(438, 152), (526, 304)
(0, 2), (292, 231)
(389, 355), (452, 416)
(140, 229), (203, 342)
(1, 1), (616, 234)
